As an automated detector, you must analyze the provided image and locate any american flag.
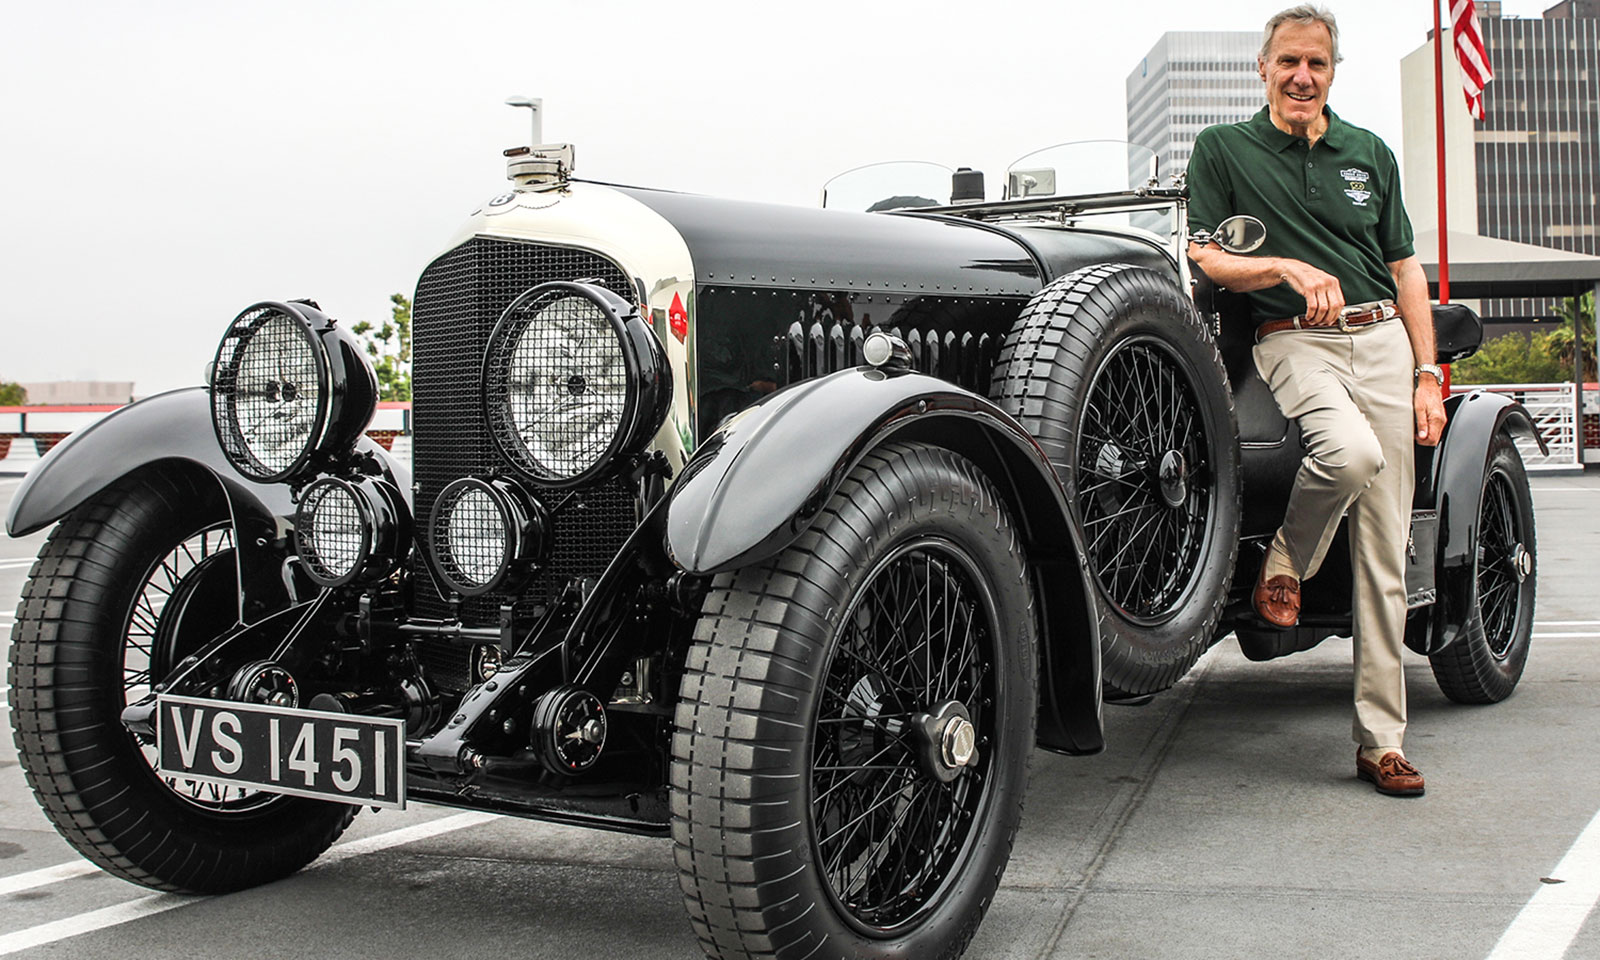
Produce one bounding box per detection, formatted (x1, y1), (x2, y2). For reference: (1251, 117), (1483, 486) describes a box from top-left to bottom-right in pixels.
(1451, 0), (1494, 120)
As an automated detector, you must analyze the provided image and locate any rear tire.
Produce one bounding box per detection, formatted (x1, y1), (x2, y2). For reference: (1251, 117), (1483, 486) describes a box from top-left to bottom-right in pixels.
(1429, 432), (1537, 704)
(672, 443), (1036, 960)
(990, 263), (1240, 696)
(8, 468), (356, 893)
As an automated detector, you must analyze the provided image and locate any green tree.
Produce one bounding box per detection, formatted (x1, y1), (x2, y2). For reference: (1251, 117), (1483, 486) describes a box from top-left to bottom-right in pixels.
(351, 293), (412, 401)
(1451, 330), (1567, 385)
(0, 381), (26, 406)
(1455, 291), (1597, 386)
(1543, 290), (1596, 382)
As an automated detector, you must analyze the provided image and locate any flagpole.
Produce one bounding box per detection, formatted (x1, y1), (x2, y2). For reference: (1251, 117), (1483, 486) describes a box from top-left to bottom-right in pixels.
(1434, 0), (1451, 305)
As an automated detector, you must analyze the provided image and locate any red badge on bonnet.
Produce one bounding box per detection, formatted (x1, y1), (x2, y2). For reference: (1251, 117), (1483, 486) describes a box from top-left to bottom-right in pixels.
(668, 292), (688, 343)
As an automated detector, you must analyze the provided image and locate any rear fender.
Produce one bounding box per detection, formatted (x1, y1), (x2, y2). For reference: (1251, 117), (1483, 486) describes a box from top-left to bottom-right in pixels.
(1411, 390), (1543, 654)
(662, 367), (1105, 755)
(5, 387), (411, 622)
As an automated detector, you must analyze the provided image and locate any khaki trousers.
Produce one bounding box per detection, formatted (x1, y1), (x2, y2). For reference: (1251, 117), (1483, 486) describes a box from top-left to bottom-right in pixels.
(1252, 319), (1416, 750)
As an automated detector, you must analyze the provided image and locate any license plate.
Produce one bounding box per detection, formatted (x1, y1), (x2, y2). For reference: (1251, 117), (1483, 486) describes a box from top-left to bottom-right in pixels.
(156, 695), (406, 809)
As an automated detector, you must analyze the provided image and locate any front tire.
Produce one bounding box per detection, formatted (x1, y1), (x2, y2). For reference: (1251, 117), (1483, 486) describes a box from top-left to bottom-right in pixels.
(672, 443), (1036, 960)
(9, 468), (356, 893)
(1429, 432), (1537, 703)
(990, 263), (1240, 696)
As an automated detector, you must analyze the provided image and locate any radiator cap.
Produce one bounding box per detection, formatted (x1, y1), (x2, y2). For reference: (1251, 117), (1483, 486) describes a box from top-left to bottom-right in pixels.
(505, 144), (575, 190)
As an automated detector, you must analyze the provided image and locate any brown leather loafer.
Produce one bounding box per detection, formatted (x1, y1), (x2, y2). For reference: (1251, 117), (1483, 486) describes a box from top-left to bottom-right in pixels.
(1356, 750), (1426, 797)
(1253, 570), (1300, 628)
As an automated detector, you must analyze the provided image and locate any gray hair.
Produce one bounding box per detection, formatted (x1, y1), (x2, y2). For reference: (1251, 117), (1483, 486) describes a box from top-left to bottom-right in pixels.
(1260, 5), (1343, 65)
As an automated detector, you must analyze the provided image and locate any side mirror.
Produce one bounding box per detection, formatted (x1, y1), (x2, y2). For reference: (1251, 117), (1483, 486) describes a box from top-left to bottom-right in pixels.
(1191, 215), (1267, 254)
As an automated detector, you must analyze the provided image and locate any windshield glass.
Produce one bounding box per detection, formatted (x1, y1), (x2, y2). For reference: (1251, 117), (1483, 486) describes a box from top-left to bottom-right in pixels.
(1004, 140), (1161, 199)
(1006, 140), (1172, 237)
(821, 161), (952, 212)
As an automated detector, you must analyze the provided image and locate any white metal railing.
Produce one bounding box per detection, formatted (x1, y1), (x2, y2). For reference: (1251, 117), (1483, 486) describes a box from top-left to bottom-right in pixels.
(1460, 382), (1580, 470)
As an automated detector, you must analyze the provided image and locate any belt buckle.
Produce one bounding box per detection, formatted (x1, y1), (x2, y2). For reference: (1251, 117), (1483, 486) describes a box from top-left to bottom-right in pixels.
(1336, 312), (1351, 332)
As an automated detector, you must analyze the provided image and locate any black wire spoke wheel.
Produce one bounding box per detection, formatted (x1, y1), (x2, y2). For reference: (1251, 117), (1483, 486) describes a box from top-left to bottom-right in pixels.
(121, 522), (277, 811)
(9, 468), (356, 893)
(811, 539), (995, 931)
(1429, 431), (1538, 704)
(673, 443), (1035, 960)
(990, 263), (1239, 697)
(1078, 336), (1211, 622)
(1475, 471), (1526, 658)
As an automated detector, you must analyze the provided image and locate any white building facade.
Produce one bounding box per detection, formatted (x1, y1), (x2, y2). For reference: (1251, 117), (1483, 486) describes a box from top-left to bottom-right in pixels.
(1126, 31), (1263, 186)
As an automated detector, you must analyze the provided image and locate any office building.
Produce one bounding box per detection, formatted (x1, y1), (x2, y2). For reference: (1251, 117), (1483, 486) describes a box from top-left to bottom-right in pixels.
(1126, 32), (1262, 186)
(1401, 0), (1600, 319)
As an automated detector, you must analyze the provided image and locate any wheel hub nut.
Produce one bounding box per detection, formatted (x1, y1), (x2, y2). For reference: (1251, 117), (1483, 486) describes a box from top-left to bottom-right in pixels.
(941, 716), (976, 768)
(1158, 450), (1188, 508)
(1512, 544), (1532, 582)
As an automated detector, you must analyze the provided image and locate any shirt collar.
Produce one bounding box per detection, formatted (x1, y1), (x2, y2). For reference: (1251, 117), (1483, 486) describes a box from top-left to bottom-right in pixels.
(1251, 105), (1343, 152)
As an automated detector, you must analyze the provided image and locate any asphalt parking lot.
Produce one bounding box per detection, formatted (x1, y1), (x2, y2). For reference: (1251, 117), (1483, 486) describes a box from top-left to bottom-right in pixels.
(1, 466), (1597, 960)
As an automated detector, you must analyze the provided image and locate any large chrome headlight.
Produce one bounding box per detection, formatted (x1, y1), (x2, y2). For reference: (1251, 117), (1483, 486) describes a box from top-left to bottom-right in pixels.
(211, 300), (378, 483)
(429, 477), (548, 597)
(294, 476), (410, 588)
(483, 282), (669, 487)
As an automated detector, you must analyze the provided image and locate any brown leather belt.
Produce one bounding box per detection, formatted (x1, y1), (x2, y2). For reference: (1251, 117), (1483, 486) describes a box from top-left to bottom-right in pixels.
(1255, 300), (1396, 341)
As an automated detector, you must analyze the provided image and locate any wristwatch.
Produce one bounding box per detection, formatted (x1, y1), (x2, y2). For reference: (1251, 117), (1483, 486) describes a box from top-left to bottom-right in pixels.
(1415, 363), (1444, 385)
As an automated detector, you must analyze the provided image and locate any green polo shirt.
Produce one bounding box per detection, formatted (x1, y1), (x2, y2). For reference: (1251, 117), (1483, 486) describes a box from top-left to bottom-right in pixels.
(1187, 106), (1415, 322)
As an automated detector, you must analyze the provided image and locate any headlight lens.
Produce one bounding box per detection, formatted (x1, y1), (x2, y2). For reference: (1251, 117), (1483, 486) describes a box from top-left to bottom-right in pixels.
(429, 477), (547, 597)
(300, 480), (363, 581)
(484, 282), (669, 486)
(211, 300), (379, 483)
(294, 476), (409, 589)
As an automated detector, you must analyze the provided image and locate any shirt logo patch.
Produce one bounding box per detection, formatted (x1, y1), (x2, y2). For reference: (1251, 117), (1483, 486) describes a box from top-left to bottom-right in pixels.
(1341, 167), (1372, 207)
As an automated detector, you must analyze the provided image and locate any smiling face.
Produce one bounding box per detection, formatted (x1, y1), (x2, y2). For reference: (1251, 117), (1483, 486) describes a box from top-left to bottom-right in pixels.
(1258, 19), (1335, 136)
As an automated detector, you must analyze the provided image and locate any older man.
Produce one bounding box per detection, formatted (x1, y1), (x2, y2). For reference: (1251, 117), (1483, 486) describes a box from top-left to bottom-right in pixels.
(1186, 4), (1446, 796)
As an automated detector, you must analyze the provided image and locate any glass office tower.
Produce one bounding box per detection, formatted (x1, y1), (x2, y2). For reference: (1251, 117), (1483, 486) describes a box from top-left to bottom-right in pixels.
(1126, 32), (1261, 233)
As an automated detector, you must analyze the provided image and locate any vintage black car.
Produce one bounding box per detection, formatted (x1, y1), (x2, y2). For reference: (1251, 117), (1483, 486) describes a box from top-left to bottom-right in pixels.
(5, 140), (1540, 960)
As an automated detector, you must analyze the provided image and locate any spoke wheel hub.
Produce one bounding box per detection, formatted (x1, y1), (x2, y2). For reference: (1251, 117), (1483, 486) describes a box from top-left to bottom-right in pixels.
(913, 701), (979, 783)
(1511, 543), (1532, 583)
(1157, 450), (1188, 508)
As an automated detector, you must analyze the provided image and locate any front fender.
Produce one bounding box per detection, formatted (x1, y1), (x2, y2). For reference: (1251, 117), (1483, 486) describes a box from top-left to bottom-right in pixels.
(7, 388), (291, 537)
(5, 386), (411, 621)
(1415, 389), (1543, 653)
(663, 367), (1105, 755)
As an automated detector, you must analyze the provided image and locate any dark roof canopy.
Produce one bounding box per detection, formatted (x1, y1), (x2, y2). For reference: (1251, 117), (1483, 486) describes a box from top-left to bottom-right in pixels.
(1413, 229), (1600, 301)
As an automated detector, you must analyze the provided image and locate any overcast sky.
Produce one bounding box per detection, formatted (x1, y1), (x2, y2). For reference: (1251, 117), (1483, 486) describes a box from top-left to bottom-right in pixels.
(0, 0), (1552, 397)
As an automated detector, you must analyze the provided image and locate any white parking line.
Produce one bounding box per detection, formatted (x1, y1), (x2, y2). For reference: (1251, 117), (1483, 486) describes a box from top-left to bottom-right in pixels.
(1533, 633), (1600, 639)
(1538, 621), (1600, 627)
(1486, 805), (1600, 960)
(0, 862), (99, 897)
(0, 560), (35, 570)
(0, 811), (497, 956)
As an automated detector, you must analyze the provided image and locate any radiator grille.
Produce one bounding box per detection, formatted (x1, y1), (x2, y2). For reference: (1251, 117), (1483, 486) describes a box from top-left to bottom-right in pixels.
(410, 238), (639, 686)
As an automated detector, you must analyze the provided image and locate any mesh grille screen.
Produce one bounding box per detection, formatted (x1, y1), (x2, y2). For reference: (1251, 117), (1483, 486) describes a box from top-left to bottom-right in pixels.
(485, 291), (628, 480)
(212, 306), (322, 478)
(432, 483), (507, 590)
(299, 481), (363, 582)
(410, 238), (639, 682)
